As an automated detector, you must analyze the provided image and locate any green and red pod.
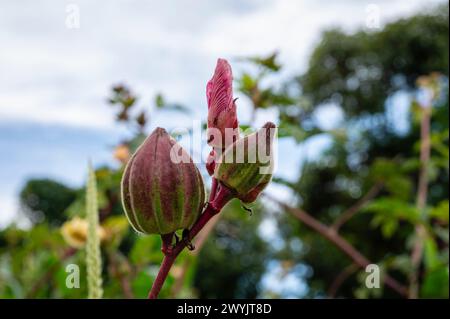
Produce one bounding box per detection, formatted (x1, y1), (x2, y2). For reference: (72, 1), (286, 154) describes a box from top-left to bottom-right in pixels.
(121, 127), (205, 235)
(214, 122), (276, 203)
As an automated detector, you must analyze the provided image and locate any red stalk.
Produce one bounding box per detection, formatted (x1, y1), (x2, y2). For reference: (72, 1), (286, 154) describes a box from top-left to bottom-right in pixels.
(148, 184), (233, 299)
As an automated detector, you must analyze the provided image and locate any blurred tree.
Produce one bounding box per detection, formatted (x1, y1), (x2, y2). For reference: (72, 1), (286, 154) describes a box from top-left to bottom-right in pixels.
(260, 4), (449, 298)
(19, 179), (77, 226)
(300, 5), (448, 116)
(193, 200), (269, 298)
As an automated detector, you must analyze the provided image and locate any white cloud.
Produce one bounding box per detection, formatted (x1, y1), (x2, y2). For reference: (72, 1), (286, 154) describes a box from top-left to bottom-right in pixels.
(0, 0), (444, 128)
(0, 192), (18, 228)
(0, 0), (445, 228)
(200, 0), (445, 73)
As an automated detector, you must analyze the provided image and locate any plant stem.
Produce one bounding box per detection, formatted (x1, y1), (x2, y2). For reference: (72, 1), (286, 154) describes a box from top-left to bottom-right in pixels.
(170, 214), (220, 297)
(327, 264), (358, 298)
(409, 107), (431, 299)
(86, 164), (103, 299)
(265, 193), (408, 297)
(331, 182), (383, 232)
(209, 177), (218, 201)
(148, 254), (177, 299)
(148, 185), (233, 299)
(170, 177), (222, 297)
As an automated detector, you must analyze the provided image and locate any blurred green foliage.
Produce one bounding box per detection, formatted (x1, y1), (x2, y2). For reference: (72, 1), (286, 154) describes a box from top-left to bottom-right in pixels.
(19, 179), (77, 226)
(0, 4), (448, 299)
(265, 5), (448, 298)
(194, 200), (269, 298)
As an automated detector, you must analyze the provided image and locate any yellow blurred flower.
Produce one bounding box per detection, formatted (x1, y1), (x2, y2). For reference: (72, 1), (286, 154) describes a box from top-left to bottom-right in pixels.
(114, 144), (131, 164)
(61, 217), (106, 249)
(170, 265), (183, 279)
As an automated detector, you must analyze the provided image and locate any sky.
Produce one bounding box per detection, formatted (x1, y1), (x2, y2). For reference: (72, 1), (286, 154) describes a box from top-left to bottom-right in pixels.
(0, 0), (445, 228)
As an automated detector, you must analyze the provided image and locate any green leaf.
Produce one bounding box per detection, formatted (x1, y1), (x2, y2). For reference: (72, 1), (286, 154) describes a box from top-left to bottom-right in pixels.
(130, 235), (162, 266)
(364, 197), (420, 238)
(365, 197), (420, 222)
(247, 52), (281, 72)
(131, 270), (154, 298)
(431, 129), (449, 161)
(424, 237), (440, 271)
(421, 265), (449, 298)
(385, 176), (413, 201)
(381, 219), (398, 238)
(429, 200), (449, 224)
(155, 93), (165, 108)
(155, 93), (189, 113)
(278, 122), (309, 143)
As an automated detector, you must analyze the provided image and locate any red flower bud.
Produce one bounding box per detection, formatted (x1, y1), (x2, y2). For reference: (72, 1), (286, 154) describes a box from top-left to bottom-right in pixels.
(215, 122), (276, 203)
(206, 58), (239, 149)
(121, 128), (205, 235)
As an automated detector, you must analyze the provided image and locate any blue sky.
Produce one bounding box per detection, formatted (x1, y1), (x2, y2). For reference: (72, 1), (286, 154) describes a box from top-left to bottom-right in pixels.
(0, 0), (444, 227)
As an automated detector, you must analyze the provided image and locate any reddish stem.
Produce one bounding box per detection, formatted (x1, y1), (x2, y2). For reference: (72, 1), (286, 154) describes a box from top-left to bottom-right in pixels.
(161, 233), (174, 255)
(148, 184), (233, 299)
(409, 107), (431, 298)
(148, 254), (177, 299)
(209, 177), (218, 202)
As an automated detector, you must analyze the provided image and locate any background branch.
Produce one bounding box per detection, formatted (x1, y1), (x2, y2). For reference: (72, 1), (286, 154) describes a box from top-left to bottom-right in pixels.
(409, 107), (432, 299)
(327, 263), (358, 298)
(331, 182), (383, 232)
(264, 194), (408, 297)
